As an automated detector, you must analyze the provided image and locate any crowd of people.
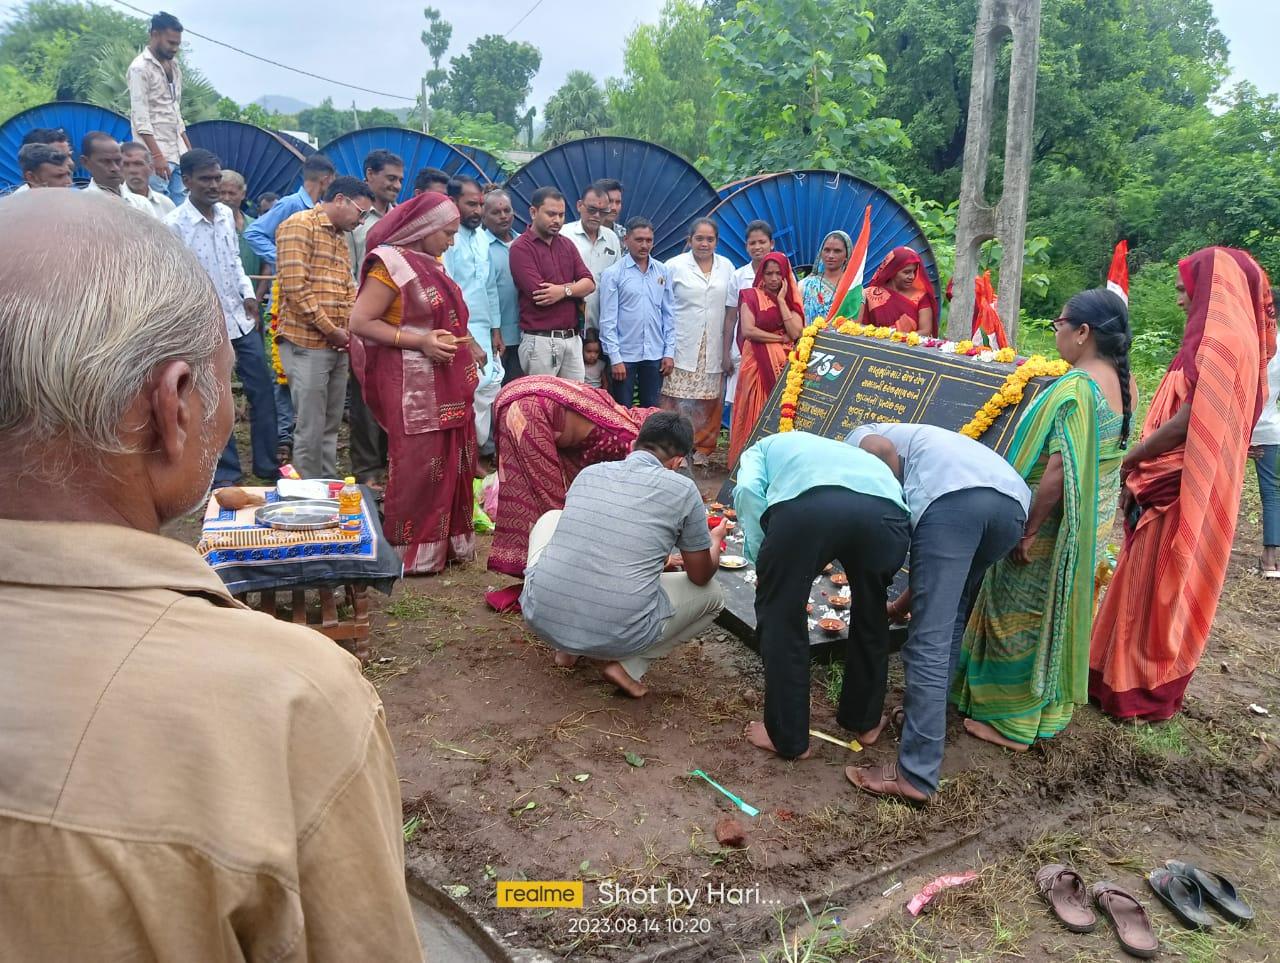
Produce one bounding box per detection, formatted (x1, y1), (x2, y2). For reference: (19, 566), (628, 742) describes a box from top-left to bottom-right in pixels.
(3, 9), (1279, 958)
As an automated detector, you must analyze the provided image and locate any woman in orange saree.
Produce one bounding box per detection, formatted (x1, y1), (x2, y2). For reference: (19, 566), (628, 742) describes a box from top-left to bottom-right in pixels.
(1089, 247), (1277, 720)
(727, 252), (803, 468)
(487, 376), (660, 578)
(859, 246), (938, 335)
(349, 192), (484, 574)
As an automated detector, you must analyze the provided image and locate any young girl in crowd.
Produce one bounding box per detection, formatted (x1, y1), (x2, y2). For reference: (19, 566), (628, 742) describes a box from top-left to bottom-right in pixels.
(583, 329), (608, 390)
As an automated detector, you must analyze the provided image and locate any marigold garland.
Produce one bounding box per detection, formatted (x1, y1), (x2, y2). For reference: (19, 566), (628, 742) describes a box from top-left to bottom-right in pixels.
(264, 278), (288, 386)
(776, 315), (1065, 440)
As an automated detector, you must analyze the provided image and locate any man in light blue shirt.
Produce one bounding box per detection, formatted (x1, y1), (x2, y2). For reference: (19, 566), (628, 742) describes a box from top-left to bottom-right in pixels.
(243, 154), (334, 458)
(598, 217), (675, 408)
(444, 176), (504, 451)
(733, 431), (910, 762)
(844, 423), (1029, 804)
(482, 188), (523, 384)
(243, 154), (335, 266)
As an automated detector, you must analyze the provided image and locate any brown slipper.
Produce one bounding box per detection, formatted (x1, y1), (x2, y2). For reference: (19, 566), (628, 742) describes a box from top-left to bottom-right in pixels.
(845, 762), (929, 806)
(1092, 881), (1159, 958)
(1036, 864), (1097, 933)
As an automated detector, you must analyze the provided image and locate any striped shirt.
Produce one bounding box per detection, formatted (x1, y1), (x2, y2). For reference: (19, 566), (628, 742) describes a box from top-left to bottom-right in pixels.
(275, 207), (355, 349)
(521, 451), (710, 656)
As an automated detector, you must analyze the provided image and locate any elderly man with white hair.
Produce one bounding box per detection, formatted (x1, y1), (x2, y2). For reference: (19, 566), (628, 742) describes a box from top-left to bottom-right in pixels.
(0, 191), (422, 961)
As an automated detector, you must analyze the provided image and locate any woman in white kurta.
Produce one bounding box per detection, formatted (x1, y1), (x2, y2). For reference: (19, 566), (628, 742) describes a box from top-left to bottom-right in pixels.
(661, 218), (737, 464)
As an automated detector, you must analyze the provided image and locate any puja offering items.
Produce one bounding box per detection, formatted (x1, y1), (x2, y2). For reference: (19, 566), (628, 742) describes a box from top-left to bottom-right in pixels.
(830, 571), (849, 587)
(828, 594), (851, 610)
(254, 499), (341, 532)
(213, 487), (267, 511)
(719, 554), (749, 570)
(818, 617), (844, 634)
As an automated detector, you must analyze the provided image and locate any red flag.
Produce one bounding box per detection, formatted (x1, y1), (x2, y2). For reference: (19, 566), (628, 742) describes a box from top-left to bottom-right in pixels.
(971, 271), (1009, 349)
(1106, 240), (1129, 304)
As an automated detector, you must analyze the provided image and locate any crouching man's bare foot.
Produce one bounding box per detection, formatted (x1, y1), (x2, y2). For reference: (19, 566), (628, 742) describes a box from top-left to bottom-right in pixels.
(600, 661), (648, 698)
(845, 763), (929, 804)
(553, 651), (579, 668)
(963, 718), (1029, 752)
(743, 720), (812, 759)
(852, 714), (890, 747)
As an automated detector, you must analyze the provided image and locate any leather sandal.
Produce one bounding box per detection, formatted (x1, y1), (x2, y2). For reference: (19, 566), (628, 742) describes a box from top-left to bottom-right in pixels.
(1091, 881), (1159, 959)
(1147, 868), (1215, 929)
(1166, 860), (1254, 925)
(844, 761), (929, 806)
(1036, 864), (1097, 933)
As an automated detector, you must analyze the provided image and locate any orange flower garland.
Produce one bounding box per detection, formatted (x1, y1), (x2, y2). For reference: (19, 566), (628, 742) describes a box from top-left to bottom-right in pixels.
(777, 315), (1063, 440)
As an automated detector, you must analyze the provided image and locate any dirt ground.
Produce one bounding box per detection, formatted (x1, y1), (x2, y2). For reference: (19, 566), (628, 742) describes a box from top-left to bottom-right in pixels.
(186, 426), (1280, 962)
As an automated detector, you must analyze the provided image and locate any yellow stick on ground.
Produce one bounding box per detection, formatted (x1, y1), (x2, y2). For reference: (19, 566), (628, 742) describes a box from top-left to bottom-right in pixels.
(809, 728), (862, 753)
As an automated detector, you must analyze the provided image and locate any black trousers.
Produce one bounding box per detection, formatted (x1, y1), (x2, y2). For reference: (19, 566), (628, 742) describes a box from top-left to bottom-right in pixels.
(754, 486), (911, 758)
(347, 375), (387, 483)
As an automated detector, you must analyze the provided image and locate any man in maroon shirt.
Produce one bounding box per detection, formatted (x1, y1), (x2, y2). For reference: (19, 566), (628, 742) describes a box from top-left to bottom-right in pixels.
(509, 187), (596, 381)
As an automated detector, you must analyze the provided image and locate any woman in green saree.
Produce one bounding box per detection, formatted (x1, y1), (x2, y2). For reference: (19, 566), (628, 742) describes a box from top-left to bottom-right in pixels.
(951, 288), (1135, 749)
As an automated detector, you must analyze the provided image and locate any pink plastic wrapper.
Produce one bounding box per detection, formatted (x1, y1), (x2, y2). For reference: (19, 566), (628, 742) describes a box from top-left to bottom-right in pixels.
(906, 871), (979, 916)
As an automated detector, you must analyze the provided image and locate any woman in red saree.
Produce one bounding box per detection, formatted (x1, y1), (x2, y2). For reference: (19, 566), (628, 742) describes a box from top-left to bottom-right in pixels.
(487, 376), (660, 578)
(1090, 247), (1277, 720)
(349, 192), (486, 574)
(727, 252), (803, 468)
(859, 246), (938, 335)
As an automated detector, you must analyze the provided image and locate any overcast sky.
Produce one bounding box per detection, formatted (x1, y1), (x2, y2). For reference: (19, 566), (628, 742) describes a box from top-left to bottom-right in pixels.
(6, 0), (1275, 112)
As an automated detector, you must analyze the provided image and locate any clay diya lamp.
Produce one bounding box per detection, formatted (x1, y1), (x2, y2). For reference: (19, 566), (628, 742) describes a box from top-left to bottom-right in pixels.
(722, 508), (737, 521)
(830, 571), (849, 587)
(818, 617), (844, 635)
(708, 501), (726, 513)
(828, 595), (851, 610)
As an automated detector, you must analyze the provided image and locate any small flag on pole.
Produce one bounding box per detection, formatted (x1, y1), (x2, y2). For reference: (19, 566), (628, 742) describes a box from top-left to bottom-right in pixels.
(1106, 240), (1129, 304)
(828, 205), (873, 320)
(971, 271), (1010, 349)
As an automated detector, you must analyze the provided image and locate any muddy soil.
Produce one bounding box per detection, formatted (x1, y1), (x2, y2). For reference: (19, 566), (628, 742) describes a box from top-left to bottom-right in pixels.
(173, 433), (1280, 961)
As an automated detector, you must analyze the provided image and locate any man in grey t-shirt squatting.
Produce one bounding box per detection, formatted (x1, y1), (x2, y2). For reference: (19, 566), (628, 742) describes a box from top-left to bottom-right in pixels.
(520, 412), (728, 698)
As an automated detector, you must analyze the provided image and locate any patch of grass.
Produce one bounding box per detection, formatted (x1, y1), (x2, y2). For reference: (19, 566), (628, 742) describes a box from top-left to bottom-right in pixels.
(1126, 718), (1190, 758)
(384, 588), (432, 621)
(1159, 923), (1249, 963)
(822, 662), (844, 706)
(402, 814), (423, 842)
(758, 901), (859, 963)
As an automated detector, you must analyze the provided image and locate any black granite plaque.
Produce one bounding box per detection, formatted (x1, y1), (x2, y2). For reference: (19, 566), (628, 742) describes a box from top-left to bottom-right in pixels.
(712, 331), (1057, 650)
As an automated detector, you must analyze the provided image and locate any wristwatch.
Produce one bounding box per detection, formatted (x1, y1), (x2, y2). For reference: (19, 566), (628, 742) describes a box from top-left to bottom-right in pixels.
(563, 284), (573, 300)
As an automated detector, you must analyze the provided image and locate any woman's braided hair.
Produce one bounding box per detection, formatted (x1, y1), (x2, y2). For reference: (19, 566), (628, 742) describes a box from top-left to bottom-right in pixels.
(1062, 288), (1133, 447)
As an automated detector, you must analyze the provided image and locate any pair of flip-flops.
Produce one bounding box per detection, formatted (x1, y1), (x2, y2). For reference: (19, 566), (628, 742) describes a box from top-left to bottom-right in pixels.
(1148, 860), (1254, 929)
(1036, 865), (1158, 958)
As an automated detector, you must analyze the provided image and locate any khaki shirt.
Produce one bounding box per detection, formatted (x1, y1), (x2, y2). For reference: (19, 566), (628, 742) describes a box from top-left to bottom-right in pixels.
(0, 520), (423, 962)
(127, 46), (187, 165)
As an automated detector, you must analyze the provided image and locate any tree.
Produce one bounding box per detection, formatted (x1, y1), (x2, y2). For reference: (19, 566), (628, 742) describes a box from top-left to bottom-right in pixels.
(419, 7), (451, 132)
(359, 107), (401, 129)
(296, 98), (357, 146)
(607, 0), (715, 162)
(429, 109), (518, 158)
(706, 0), (907, 184)
(0, 0), (225, 123)
(543, 71), (610, 146)
(432, 35), (541, 130)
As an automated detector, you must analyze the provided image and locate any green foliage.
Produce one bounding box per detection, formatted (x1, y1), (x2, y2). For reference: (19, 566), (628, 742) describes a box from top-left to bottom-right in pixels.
(0, 0), (226, 123)
(607, 0), (715, 162)
(296, 98), (356, 146)
(706, 0), (907, 184)
(432, 35), (541, 130)
(543, 71), (610, 147)
(1126, 262), (1184, 391)
(428, 110), (518, 157)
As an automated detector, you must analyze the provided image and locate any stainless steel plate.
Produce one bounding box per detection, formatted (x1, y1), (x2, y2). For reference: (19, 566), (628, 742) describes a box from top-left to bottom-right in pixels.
(254, 499), (341, 531)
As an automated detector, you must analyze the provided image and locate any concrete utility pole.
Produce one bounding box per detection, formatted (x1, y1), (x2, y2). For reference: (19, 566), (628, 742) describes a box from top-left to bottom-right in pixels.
(949, 0), (1042, 341)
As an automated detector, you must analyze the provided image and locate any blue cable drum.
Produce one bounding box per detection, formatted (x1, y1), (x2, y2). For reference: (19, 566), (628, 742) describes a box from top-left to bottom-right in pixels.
(274, 130), (317, 157)
(186, 120), (304, 201)
(716, 173), (770, 199)
(503, 136), (719, 262)
(319, 128), (489, 203)
(710, 170), (939, 292)
(0, 101), (131, 190)
(452, 144), (505, 184)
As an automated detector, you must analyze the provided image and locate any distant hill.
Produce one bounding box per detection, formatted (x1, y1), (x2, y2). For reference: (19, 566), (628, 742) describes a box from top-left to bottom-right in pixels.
(253, 95), (312, 115)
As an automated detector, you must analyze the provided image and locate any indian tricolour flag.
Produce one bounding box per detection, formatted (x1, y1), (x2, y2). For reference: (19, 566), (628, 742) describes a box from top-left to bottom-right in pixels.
(827, 205), (873, 320)
(1106, 240), (1129, 303)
